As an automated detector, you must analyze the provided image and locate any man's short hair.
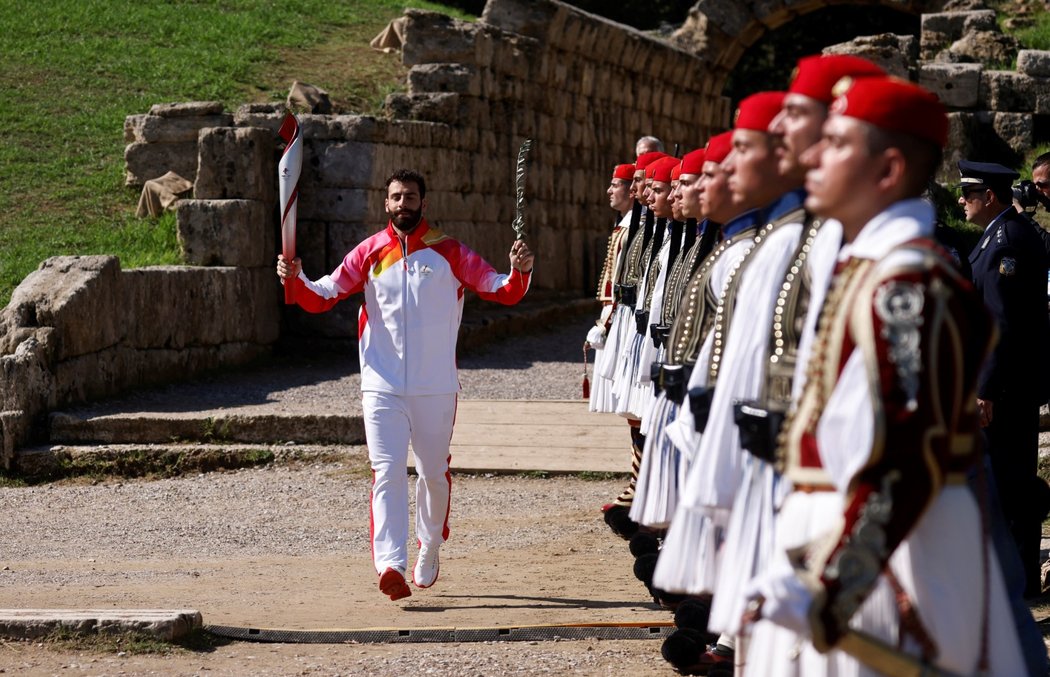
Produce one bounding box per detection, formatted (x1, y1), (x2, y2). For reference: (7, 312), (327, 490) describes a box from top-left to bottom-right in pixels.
(863, 125), (943, 199)
(1034, 151), (1050, 174)
(385, 169), (427, 198)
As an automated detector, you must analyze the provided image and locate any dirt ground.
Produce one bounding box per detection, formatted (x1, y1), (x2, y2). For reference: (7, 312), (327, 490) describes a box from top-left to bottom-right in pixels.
(0, 469), (675, 676)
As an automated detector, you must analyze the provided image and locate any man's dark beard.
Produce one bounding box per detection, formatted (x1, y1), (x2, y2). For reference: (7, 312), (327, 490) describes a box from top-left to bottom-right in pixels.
(391, 208), (423, 233)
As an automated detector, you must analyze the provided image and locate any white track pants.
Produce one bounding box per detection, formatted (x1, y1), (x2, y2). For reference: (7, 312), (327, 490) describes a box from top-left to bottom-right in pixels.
(363, 391), (456, 574)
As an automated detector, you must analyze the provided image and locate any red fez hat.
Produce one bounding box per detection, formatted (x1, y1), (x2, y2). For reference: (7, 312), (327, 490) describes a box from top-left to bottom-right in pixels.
(613, 163), (635, 180)
(831, 76), (948, 148)
(788, 55), (884, 105)
(680, 148), (706, 175)
(636, 151), (667, 171)
(671, 161), (682, 181)
(734, 91), (786, 132)
(649, 156), (680, 184)
(705, 132), (734, 164)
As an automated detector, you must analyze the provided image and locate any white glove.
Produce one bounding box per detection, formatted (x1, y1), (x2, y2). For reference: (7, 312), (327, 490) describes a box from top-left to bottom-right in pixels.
(586, 324), (606, 349)
(745, 569), (814, 638)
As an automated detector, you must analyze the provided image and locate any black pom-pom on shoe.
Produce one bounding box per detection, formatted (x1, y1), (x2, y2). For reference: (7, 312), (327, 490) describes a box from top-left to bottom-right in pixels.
(629, 530), (661, 557)
(661, 627), (705, 674)
(603, 504), (640, 540)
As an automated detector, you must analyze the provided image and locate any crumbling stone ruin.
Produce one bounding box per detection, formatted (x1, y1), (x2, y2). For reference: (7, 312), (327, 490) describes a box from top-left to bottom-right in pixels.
(1, 0), (1047, 462)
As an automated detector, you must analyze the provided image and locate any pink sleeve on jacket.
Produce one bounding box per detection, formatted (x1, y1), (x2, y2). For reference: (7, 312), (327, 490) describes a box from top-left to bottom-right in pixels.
(287, 243), (370, 314)
(440, 240), (531, 305)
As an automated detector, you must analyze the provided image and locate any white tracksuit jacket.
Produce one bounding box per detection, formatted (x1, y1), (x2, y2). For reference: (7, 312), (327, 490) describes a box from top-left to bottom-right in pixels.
(286, 218), (531, 392)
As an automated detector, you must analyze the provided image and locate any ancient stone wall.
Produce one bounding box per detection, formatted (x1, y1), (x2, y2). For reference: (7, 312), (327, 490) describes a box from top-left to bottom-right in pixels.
(7, 0), (1049, 459)
(0, 256), (278, 466)
(124, 0), (729, 337)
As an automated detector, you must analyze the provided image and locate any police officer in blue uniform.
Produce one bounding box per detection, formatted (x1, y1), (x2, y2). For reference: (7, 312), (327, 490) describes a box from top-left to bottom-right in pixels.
(961, 159), (1050, 597)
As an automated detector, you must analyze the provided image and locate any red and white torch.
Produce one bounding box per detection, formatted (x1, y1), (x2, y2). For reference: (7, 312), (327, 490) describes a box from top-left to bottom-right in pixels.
(278, 111), (302, 304)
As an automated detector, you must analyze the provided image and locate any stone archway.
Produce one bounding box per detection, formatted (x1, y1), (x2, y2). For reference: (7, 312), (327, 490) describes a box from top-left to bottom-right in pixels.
(671, 0), (944, 92)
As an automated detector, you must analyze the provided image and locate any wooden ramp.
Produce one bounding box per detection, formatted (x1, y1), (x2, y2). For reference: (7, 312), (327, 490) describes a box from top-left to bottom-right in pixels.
(439, 400), (629, 474)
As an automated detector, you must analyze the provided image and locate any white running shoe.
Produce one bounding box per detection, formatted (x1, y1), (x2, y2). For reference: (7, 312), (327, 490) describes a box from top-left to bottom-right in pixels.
(413, 544), (440, 588)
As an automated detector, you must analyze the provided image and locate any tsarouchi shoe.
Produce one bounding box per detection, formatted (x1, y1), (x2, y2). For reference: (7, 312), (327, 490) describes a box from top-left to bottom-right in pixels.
(413, 544), (440, 588)
(379, 566), (412, 601)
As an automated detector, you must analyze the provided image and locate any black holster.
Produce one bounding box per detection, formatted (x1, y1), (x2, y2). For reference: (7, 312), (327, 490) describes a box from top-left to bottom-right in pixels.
(650, 361), (664, 395)
(732, 400), (786, 463)
(661, 364), (691, 405)
(634, 309), (649, 334)
(617, 283), (637, 307)
(651, 323), (669, 349)
(689, 386), (714, 431)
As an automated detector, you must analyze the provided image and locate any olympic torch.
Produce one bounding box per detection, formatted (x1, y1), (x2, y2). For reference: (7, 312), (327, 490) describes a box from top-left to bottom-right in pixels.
(278, 111), (302, 304)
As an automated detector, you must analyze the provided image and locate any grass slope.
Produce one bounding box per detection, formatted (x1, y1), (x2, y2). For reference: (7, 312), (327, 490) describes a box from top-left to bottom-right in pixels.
(0, 0), (471, 307)
(0, 1), (1048, 307)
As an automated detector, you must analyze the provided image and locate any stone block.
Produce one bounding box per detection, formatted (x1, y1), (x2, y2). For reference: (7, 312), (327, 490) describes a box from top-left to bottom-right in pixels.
(1035, 79), (1050, 114)
(53, 345), (137, 405)
(408, 63), (480, 96)
(943, 110), (1030, 177)
(124, 141), (199, 187)
(401, 10), (478, 66)
(149, 102), (224, 118)
(0, 332), (52, 415)
(176, 199), (271, 268)
(0, 409), (29, 469)
(1018, 50), (1050, 77)
(193, 127), (276, 202)
(481, 0), (558, 41)
(121, 267), (221, 349)
(9, 256), (124, 361)
(384, 92), (460, 124)
(823, 33), (915, 80)
(292, 219), (330, 278)
(326, 222), (371, 268)
(247, 267), (281, 345)
(695, 0), (753, 37)
(297, 188), (370, 223)
(495, 37), (535, 81)
(921, 10), (996, 39)
(124, 113), (233, 144)
(339, 115), (381, 142)
(0, 610), (203, 643)
(949, 30), (1019, 67)
(309, 141), (375, 189)
(919, 63), (982, 108)
(232, 103), (284, 130)
(988, 111), (1033, 157)
(474, 27), (497, 67)
(980, 71), (1036, 112)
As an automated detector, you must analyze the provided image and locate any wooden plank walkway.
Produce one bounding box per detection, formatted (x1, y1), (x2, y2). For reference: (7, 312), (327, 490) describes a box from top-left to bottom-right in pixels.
(443, 400), (630, 474)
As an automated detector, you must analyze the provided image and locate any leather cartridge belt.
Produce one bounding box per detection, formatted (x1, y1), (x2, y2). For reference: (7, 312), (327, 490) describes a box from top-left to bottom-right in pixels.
(732, 400), (787, 464)
(615, 283), (637, 307)
(659, 363), (692, 404)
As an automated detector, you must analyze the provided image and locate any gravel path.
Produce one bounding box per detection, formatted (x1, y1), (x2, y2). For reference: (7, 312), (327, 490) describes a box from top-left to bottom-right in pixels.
(0, 308), (683, 676)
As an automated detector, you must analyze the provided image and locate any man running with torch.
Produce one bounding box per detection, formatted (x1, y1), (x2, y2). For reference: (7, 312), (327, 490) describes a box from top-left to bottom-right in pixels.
(276, 167), (534, 601)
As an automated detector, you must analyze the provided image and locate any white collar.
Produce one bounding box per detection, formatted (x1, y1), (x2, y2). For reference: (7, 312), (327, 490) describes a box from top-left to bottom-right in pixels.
(838, 198), (934, 262)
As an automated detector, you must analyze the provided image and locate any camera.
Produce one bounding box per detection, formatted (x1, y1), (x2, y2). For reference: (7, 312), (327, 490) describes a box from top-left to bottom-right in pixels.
(1013, 180), (1050, 212)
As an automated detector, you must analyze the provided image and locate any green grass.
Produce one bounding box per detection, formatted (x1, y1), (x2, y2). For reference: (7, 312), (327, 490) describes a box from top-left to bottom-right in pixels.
(997, 0), (1050, 50)
(0, 0), (473, 308)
